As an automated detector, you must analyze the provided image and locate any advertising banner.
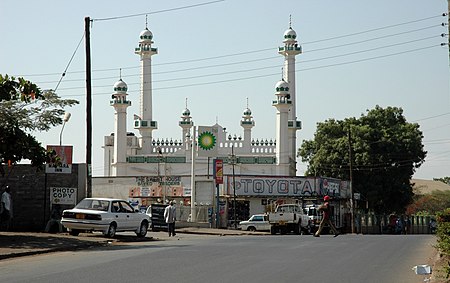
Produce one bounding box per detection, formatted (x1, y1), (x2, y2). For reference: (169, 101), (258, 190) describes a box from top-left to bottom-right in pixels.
(46, 145), (73, 174)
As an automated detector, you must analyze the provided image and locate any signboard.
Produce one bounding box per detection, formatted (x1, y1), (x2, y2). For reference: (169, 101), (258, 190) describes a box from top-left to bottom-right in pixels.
(50, 187), (77, 205)
(46, 145), (73, 174)
(197, 126), (218, 157)
(224, 176), (341, 197)
(214, 159), (223, 185)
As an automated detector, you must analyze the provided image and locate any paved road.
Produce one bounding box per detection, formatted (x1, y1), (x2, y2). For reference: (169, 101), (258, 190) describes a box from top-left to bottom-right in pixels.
(0, 234), (435, 283)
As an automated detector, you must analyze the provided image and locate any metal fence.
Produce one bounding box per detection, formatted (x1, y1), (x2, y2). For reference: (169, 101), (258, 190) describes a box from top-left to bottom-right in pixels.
(176, 205), (213, 223)
(356, 214), (436, 235)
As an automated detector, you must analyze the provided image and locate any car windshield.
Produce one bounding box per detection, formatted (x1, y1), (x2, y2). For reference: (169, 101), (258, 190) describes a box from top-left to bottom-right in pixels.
(75, 199), (109, 211)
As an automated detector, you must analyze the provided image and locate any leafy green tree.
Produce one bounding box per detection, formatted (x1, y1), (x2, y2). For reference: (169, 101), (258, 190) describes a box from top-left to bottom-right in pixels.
(434, 176), (450, 185)
(299, 105), (426, 214)
(406, 190), (450, 215)
(0, 74), (78, 170)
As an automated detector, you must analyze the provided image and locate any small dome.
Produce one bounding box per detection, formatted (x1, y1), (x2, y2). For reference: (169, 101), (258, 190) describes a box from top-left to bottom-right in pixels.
(113, 79), (128, 93)
(275, 80), (289, 93)
(284, 28), (297, 40)
(243, 108), (252, 116)
(182, 108), (191, 116)
(140, 28), (153, 41)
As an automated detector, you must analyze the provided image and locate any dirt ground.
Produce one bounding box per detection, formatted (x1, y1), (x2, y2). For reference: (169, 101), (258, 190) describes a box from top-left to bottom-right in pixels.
(429, 248), (450, 283)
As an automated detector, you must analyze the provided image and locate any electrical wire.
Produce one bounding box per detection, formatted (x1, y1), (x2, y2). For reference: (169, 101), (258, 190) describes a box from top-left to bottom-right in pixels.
(53, 32), (85, 92)
(92, 0), (225, 22)
(52, 43), (441, 93)
(18, 17), (444, 78)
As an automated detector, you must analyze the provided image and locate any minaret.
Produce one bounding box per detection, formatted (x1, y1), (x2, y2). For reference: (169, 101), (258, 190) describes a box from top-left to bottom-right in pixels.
(134, 22), (158, 155)
(240, 98), (255, 151)
(179, 98), (194, 151)
(278, 17), (302, 175)
(111, 78), (131, 176)
(273, 79), (291, 176)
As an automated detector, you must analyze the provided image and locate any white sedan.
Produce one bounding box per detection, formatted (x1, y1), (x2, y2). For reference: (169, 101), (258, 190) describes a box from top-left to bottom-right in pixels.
(61, 198), (150, 238)
(239, 214), (270, 232)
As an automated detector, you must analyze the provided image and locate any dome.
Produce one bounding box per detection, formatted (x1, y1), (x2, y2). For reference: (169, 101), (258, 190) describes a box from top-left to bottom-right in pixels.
(283, 28), (297, 43)
(140, 28), (153, 41)
(113, 79), (128, 93)
(283, 28), (297, 41)
(182, 108), (191, 116)
(243, 108), (252, 116)
(275, 80), (289, 93)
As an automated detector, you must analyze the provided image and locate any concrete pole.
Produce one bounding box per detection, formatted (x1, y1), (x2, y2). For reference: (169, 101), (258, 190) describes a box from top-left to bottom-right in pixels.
(190, 126), (197, 222)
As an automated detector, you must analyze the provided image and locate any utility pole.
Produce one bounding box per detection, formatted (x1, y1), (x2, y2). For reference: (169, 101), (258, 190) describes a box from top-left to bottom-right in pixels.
(348, 128), (355, 234)
(85, 17), (92, 197)
(229, 145), (237, 229)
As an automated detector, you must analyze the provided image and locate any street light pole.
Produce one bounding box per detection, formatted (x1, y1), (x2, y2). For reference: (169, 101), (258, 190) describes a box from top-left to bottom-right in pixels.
(348, 128), (355, 234)
(229, 145), (237, 229)
(59, 112), (71, 146)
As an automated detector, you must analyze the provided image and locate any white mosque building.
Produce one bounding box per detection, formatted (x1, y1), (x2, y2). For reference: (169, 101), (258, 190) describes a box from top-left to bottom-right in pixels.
(103, 22), (302, 178)
(98, 21), (346, 226)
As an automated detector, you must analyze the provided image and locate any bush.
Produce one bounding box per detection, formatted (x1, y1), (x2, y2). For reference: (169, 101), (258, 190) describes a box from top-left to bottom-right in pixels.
(436, 208), (450, 279)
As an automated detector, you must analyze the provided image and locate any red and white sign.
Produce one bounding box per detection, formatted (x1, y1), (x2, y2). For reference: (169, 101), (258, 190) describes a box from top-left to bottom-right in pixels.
(214, 159), (223, 185)
(46, 145), (73, 174)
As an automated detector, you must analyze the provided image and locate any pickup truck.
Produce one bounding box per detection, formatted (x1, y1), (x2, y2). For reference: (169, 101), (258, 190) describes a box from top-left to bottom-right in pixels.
(267, 204), (311, 235)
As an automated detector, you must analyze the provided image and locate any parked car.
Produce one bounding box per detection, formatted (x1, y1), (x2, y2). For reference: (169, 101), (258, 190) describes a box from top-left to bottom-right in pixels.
(61, 198), (150, 238)
(239, 214), (270, 232)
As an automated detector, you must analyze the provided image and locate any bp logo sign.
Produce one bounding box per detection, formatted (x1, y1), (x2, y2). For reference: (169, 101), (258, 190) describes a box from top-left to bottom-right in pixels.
(198, 130), (216, 151)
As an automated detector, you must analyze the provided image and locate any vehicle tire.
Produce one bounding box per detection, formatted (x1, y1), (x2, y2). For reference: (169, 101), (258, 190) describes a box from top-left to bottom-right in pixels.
(136, 221), (148, 237)
(69, 229), (80, 236)
(248, 226), (256, 232)
(294, 224), (301, 235)
(104, 223), (117, 238)
(270, 226), (277, 235)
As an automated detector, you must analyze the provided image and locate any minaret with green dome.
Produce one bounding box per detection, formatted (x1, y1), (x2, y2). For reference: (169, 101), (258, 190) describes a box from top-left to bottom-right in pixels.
(110, 78), (131, 176)
(278, 17), (302, 176)
(134, 23), (158, 155)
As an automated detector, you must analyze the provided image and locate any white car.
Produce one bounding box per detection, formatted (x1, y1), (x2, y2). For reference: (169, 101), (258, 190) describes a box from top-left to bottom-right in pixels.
(61, 198), (150, 238)
(239, 214), (270, 232)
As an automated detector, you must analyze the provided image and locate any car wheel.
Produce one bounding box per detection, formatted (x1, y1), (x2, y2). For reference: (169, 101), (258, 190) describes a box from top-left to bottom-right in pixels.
(270, 226), (277, 235)
(248, 226), (256, 232)
(136, 221), (148, 237)
(69, 229), (80, 236)
(294, 224), (301, 235)
(104, 223), (117, 238)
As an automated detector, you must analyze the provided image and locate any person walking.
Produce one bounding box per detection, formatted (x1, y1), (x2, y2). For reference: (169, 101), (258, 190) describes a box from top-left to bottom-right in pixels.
(314, 195), (339, 237)
(164, 201), (176, 237)
(0, 186), (13, 231)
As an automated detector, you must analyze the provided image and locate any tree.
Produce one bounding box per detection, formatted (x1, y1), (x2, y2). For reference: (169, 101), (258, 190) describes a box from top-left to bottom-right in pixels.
(434, 177), (450, 185)
(406, 190), (450, 215)
(0, 74), (78, 170)
(298, 105), (426, 214)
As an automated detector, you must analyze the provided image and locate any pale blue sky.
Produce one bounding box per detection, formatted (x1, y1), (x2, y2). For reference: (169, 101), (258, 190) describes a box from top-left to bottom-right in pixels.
(1, 0), (449, 179)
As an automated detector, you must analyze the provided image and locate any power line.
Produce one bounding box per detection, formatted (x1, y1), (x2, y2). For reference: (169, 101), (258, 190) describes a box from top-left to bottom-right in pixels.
(53, 44), (441, 93)
(18, 18), (444, 78)
(53, 32), (85, 92)
(36, 33), (441, 87)
(92, 0), (225, 22)
(305, 14), (445, 44)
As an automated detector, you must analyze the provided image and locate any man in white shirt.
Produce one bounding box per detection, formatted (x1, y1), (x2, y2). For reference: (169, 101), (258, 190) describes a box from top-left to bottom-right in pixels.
(1, 186), (12, 231)
(164, 201), (176, 237)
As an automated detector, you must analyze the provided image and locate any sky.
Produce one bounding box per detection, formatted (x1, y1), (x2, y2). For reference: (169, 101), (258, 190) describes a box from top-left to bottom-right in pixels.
(1, 0), (449, 180)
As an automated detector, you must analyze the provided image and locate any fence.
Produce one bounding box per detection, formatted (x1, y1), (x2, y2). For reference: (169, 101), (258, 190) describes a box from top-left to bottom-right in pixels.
(356, 214), (436, 235)
(176, 205), (213, 223)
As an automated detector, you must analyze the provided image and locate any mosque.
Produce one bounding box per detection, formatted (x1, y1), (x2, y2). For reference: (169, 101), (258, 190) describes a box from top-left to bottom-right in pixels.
(97, 21), (348, 226)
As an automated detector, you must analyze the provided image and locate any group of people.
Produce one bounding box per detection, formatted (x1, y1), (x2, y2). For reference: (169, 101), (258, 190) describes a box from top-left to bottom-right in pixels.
(0, 186), (339, 238)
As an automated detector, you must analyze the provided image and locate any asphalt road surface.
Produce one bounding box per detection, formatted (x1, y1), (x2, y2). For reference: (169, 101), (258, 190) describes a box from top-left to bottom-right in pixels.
(0, 233), (435, 283)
